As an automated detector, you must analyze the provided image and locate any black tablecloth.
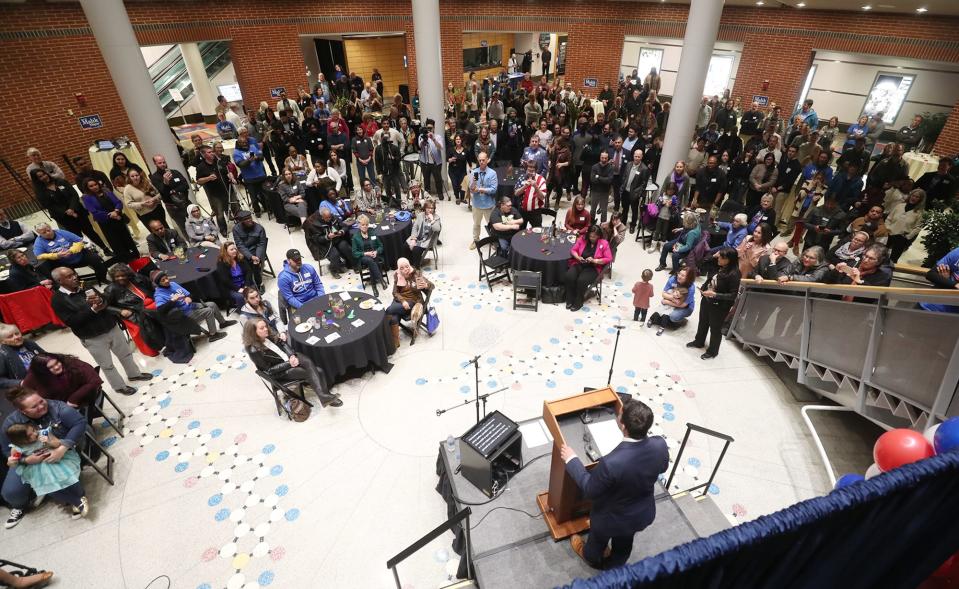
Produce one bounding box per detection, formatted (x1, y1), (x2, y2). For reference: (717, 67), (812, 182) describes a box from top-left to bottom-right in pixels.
(287, 291), (395, 384)
(350, 217), (412, 270)
(157, 247), (221, 301)
(509, 229), (575, 287)
(709, 227), (727, 248)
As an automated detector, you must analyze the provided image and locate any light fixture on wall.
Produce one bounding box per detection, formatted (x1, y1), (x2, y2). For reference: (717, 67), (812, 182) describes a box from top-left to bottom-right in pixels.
(755, 1), (764, 5)
(916, 7), (928, 13)
(796, 2), (806, 6)
(862, 5), (872, 10)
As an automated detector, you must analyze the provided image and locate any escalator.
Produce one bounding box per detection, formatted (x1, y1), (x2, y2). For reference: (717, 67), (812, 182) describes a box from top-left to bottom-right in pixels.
(148, 41), (232, 117)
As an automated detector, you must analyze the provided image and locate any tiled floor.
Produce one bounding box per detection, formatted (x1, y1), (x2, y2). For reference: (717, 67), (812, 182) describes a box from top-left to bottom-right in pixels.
(1, 185), (879, 588)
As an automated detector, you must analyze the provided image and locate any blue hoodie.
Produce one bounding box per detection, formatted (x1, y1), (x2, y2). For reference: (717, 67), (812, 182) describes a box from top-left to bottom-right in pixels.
(278, 260), (324, 308)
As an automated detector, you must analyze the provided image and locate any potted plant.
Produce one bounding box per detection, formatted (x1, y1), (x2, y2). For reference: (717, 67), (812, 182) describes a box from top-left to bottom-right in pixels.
(920, 209), (959, 266)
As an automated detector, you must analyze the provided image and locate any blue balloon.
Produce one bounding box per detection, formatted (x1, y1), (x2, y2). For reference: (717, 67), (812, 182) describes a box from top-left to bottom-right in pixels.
(835, 473), (865, 489)
(934, 417), (959, 454)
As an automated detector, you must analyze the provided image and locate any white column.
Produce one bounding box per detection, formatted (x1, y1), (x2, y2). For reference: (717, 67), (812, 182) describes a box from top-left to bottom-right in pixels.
(657, 0), (724, 186)
(180, 42), (218, 118)
(79, 0), (186, 178)
(411, 0), (445, 140)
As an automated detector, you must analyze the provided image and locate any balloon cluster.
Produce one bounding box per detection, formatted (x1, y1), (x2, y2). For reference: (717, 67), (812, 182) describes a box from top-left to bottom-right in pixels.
(834, 417), (959, 490)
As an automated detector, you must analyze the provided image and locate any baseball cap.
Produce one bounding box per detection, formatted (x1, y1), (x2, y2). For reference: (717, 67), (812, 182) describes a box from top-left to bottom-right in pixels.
(286, 248), (302, 260)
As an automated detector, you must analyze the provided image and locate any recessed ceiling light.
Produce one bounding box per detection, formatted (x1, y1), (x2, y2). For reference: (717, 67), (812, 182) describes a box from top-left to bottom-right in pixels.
(862, 5), (872, 9)
(916, 7), (928, 12)
(796, 2), (805, 6)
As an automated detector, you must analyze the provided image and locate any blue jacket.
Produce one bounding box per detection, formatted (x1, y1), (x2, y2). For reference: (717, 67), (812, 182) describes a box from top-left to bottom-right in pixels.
(716, 222), (747, 249)
(154, 281), (193, 312)
(921, 247), (959, 314)
(80, 190), (124, 223)
(233, 142), (266, 180)
(1, 399), (86, 456)
(469, 166), (498, 210)
(278, 261), (324, 308)
(33, 229), (84, 266)
(565, 436), (669, 537)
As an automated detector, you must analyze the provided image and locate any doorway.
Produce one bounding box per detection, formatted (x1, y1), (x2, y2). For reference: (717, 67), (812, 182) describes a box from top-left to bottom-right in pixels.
(314, 38), (347, 84)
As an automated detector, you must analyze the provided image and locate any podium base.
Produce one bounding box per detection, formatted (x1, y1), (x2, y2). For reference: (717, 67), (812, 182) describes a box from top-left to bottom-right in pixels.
(536, 491), (591, 541)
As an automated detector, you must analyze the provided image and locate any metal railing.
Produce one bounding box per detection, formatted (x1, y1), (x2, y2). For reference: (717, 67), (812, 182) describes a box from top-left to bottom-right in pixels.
(664, 423), (734, 498)
(729, 280), (959, 432)
(385, 507), (472, 588)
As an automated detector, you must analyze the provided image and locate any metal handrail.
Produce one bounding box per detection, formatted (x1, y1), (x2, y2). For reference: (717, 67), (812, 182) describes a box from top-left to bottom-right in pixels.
(664, 422), (734, 498)
(386, 507), (472, 588)
(737, 278), (959, 306)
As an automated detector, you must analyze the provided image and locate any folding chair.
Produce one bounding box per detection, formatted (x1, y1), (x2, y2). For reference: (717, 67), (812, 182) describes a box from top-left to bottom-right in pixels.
(255, 370), (314, 420)
(77, 430), (115, 486)
(358, 256), (389, 292)
(474, 236), (511, 290)
(81, 387), (126, 438)
(585, 266), (606, 304)
(513, 270), (541, 311)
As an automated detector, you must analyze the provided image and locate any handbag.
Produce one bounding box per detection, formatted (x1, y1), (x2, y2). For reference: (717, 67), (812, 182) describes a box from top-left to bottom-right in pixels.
(541, 285), (565, 304)
(426, 306), (440, 335)
(284, 396), (312, 422)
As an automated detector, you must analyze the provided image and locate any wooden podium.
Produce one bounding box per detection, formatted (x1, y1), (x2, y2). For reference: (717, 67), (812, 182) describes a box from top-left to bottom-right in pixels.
(535, 387), (623, 540)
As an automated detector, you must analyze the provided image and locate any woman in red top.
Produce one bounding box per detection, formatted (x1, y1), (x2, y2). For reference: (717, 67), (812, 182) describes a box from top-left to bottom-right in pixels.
(22, 353), (102, 408)
(564, 196), (592, 236)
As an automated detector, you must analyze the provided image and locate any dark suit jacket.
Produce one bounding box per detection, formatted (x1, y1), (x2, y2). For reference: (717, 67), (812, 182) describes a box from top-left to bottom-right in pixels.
(565, 435), (669, 537)
(621, 162), (650, 198)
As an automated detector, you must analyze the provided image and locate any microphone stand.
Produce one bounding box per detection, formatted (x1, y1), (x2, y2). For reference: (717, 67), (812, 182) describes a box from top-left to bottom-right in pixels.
(436, 387), (510, 421)
(607, 324), (625, 386)
(466, 354), (481, 423)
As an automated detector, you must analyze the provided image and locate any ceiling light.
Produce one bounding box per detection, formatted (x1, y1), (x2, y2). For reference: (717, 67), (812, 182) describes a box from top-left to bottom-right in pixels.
(796, 2), (805, 6)
(916, 7), (928, 12)
(756, 1), (764, 4)
(862, 5), (872, 9)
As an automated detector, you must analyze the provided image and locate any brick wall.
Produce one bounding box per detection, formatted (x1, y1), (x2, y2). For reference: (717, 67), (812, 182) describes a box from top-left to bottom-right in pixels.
(344, 36), (410, 98)
(934, 100), (959, 156)
(2, 0), (959, 210)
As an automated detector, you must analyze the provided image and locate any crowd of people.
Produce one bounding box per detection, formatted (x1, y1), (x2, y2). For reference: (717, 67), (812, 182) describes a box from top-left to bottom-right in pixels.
(0, 59), (956, 584)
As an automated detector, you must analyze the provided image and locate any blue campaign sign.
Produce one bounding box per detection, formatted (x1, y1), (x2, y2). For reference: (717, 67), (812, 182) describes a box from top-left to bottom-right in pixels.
(270, 86), (286, 98)
(583, 78), (598, 88)
(79, 114), (103, 130)
(753, 95), (769, 107)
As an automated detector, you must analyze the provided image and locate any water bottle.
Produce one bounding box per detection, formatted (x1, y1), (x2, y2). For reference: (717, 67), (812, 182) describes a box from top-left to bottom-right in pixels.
(445, 435), (456, 453)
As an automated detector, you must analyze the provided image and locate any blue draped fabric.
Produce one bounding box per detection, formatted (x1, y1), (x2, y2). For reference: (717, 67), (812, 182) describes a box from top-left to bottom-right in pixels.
(563, 450), (959, 589)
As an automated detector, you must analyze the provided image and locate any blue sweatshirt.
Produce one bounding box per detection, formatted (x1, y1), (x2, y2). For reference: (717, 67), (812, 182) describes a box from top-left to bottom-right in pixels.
(278, 261), (325, 308)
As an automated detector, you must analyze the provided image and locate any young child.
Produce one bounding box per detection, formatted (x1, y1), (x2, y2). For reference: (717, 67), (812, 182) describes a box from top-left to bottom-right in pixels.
(6, 423), (88, 519)
(632, 269), (654, 322)
(648, 182), (679, 253)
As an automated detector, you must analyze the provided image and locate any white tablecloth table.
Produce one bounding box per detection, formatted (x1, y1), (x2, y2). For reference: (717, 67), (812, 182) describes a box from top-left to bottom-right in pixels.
(903, 151), (940, 181)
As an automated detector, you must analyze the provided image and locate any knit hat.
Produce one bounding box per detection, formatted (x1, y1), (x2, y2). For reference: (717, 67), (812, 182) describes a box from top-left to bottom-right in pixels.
(150, 270), (167, 285)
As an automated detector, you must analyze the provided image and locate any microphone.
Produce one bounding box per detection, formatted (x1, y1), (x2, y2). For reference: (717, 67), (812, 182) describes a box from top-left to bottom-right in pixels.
(435, 409), (442, 416)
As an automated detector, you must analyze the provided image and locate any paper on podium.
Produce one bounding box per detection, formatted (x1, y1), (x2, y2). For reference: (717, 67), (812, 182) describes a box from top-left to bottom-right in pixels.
(587, 420), (623, 457)
(519, 419), (553, 448)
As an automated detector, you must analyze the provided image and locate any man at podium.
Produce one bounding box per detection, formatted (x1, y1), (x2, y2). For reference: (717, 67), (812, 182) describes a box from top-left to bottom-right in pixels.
(559, 399), (669, 569)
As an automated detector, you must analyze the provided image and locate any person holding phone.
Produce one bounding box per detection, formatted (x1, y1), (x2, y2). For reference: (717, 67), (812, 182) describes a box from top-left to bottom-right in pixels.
(469, 152), (498, 249)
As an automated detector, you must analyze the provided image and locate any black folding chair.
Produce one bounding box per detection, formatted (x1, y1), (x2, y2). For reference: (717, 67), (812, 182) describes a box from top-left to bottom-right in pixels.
(399, 289), (433, 344)
(81, 387), (126, 438)
(513, 270), (541, 311)
(77, 429), (115, 486)
(358, 256), (389, 292)
(585, 263), (609, 304)
(474, 236), (511, 290)
(255, 370), (314, 420)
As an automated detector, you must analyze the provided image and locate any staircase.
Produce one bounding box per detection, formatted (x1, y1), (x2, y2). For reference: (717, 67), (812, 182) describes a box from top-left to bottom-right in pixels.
(148, 41), (232, 118)
(672, 491), (731, 537)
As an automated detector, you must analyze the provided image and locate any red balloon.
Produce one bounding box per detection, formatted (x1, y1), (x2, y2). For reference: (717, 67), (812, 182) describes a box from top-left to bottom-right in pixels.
(874, 429), (935, 472)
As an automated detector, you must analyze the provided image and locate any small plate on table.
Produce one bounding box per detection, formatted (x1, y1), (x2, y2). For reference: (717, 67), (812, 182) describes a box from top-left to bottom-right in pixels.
(531, 227), (543, 233)
(294, 322), (313, 333)
(359, 299), (376, 310)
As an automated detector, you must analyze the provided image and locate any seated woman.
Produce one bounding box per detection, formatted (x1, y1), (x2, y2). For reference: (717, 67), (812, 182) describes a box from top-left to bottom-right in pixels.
(564, 225), (613, 312)
(284, 145), (309, 180)
(564, 196), (592, 236)
(276, 169), (308, 225)
(827, 230), (869, 267)
(736, 222), (774, 279)
(318, 188), (353, 223)
(215, 241), (256, 310)
(657, 210), (702, 274)
(647, 266), (697, 336)
(777, 245), (829, 284)
(406, 199), (441, 268)
(22, 353), (102, 408)
(352, 178), (381, 215)
(305, 160), (341, 214)
(4, 250), (52, 292)
(103, 263), (197, 364)
(600, 210), (626, 260)
(238, 287), (285, 335)
(184, 204), (221, 248)
(242, 318), (341, 407)
(828, 243), (893, 288)
(352, 214), (387, 295)
(385, 258), (434, 347)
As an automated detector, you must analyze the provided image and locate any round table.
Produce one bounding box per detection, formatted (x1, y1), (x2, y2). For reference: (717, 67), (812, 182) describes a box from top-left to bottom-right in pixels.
(350, 216), (413, 270)
(156, 247), (221, 302)
(402, 153), (421, 181)
(287, 291), (395, 385)
(509, 228), (575, 288)
(903, 151), (940, 181)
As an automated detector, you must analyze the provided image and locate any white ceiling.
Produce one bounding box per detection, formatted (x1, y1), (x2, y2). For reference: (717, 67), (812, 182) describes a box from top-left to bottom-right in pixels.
(645, 0), (959, 16)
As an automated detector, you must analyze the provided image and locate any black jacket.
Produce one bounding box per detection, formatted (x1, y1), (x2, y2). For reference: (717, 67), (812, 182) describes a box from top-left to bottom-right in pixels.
(6, 263), (48, 292)
(103, 274), (200, 339)
(147, 228), (187, 258)
(232, 222), (268, 260)
(304, 214), (347, 260)
(215, 258), (255, 297)
(51, 288), (119, 339)
(374, 142), (402, 176)
(246, 337), (293, 377)
(150, 169), (192, 212)
(0, 341), (44, 389)
(620, 162), (650, 198)
(35, 178), (83, 222)
(755, 254), (790, 280)
(704, 267), (741, 302)
(590, 162), (615, 195)
(775, 157), (802, 193)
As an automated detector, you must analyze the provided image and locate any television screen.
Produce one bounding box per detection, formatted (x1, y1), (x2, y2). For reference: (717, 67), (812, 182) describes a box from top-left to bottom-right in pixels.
(217, 83), (243, 103)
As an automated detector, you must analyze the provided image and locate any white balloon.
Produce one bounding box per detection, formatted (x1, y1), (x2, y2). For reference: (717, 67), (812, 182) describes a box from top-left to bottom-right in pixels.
(865, 463), (883, 480)
(924, 423), (941, 448)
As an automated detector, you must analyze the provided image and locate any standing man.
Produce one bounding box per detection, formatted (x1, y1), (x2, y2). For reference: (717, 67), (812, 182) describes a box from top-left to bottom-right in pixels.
(620, 149), (649, 234)
(151, 154), (192, 237)
(606, 137), (627, 213)
(739, 101), (765, 142)
(589, 151), (614, 223)
(468, 152), (497, 250)
(374, 135), (403, 209)
(691, 155), (727, 217)
(560, 399), (669, 569)
(50, 267), (153, 395)
(275, 90), (301, 122)
(522, 135), (548, 177)
(514, 159), (546, 227)
(541, 45), (552, 79)
(695, 97), (712, 135)
(232, 137), (268, 217)
(790, 99), (819, 131)
(25, 147), (65, 180)
(419, 119), (446, 201)
(195, 145), (233, 236)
